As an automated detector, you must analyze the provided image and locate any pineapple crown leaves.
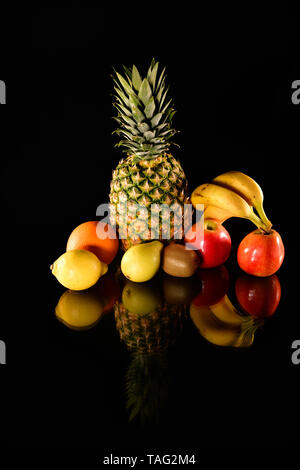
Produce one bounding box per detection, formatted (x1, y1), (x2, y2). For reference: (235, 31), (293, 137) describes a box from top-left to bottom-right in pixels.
(112, 58), (179, 161)
(125, 353), (169, 424)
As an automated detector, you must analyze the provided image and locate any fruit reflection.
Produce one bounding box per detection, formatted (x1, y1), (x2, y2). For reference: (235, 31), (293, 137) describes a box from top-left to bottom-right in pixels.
(235, 274), (281, 318)
(190, 298), (263, 348)
(190, 303), (245, 347)
(192, 265), (230, 306)
(115, 277), (186, 424)
(94, 272), (121, 313)
(55, 288), (105, 330)
(122, 280), (161, 315)
(55, 272), (120, 330)
(162, 273), (199, 305)
(190, 266), (264, 348)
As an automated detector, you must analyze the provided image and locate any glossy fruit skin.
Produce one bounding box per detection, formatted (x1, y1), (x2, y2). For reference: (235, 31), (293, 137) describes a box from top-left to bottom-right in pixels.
(67, 221), (119, 265)
(121, 240), (163, 282)
(162, 242), (200, 277)
(55, 289), (104, 330)
(237, 229), (285, 277)
(235, 274), (281, 318)
(192, 265), (230, 306)
(51, 249), (104, 290)
(185, 220), (231, 268)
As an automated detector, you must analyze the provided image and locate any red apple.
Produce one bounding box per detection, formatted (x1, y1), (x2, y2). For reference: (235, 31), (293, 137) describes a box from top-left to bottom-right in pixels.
(237, 229), (284, 277)
(192, 265), (230, 306)
(235, 274), (281, 318)
(185, 219), (231, 268)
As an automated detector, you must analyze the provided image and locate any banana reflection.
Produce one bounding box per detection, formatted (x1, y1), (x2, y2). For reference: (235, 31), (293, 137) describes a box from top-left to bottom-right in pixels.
(190, 267), (281, 348)
(115, 276), (187, 425)
(55, 272), (120, 330)
(190, 299), (259, 348)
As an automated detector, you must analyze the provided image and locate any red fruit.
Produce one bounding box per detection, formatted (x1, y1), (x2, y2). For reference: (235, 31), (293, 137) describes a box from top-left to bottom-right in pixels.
(235, 274), (281, 318)
(185, 219), (231, 268)
(192, 265), (230, 306)
(237, 229), (284, 277)
(95, 272), (120, 313)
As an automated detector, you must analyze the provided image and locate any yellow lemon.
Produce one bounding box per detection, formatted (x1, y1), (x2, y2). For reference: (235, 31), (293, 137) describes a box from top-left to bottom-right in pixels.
(55, 289), (104, 330)
(51, 249), (107, 290)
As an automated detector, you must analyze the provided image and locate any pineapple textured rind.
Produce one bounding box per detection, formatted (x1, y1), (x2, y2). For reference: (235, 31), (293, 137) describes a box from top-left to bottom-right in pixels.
(109, 154), (189, 250)
(110, 59), (189, 250)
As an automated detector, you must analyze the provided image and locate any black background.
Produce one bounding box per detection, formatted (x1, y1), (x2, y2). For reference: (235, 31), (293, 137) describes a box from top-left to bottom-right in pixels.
(1, 4), (299, 465)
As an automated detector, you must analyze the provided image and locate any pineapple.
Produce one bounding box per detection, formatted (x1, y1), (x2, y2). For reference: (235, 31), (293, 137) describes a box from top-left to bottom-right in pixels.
(110, 59), (189, 250)
(114, 289), (186, 424)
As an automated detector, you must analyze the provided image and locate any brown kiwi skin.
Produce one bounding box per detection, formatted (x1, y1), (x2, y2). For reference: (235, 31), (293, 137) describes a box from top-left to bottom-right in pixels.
(162, 242), (200, 278)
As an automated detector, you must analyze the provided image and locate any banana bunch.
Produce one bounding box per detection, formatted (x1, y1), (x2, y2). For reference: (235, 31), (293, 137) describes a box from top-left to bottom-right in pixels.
(190, 294), (263, 348)
(191, 171), (272, 231)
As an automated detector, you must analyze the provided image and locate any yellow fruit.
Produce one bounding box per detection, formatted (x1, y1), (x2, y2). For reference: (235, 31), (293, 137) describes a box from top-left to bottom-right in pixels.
(191, 183), (268, 231)
(121, 241), (163, 282)
(190, 303), (241, 347)
(55, 289), (104, 330)
(233, 316), (264, 348)
(122, 280), (162, 315)
(213, 171), (272, 230)
(51, 249), (107, 290)
(204, 205), (232, 224)
(210, 295), (244, 327)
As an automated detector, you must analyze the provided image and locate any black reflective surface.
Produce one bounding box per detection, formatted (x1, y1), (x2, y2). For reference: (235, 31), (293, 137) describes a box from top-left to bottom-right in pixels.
(1, 5), (300, 462)
(3, 221), (299, 454)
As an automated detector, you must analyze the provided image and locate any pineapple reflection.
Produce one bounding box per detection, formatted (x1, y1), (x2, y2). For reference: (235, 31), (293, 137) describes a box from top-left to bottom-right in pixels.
(115, 277), (186, 425)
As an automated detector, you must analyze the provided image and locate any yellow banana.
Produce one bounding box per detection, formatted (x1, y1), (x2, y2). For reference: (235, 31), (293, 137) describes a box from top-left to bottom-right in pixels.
(213, 171), (272, 230)
(210, 295), (244, 327)
(233, 317), (264, 348)
(233, 330), (254, 348)
(190, 303), (241, 347)
(204, 205), (232, 224)
(191, 183), (268, 231)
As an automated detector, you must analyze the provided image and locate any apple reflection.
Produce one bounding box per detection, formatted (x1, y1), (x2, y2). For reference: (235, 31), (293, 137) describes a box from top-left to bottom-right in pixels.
(192, 265), (230, 306)
(235, 274), (281, 318)
(189, 265), (273, 348)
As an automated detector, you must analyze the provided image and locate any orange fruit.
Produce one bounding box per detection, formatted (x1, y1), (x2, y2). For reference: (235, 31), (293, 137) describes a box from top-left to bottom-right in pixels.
(66, 221), (119, 265)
